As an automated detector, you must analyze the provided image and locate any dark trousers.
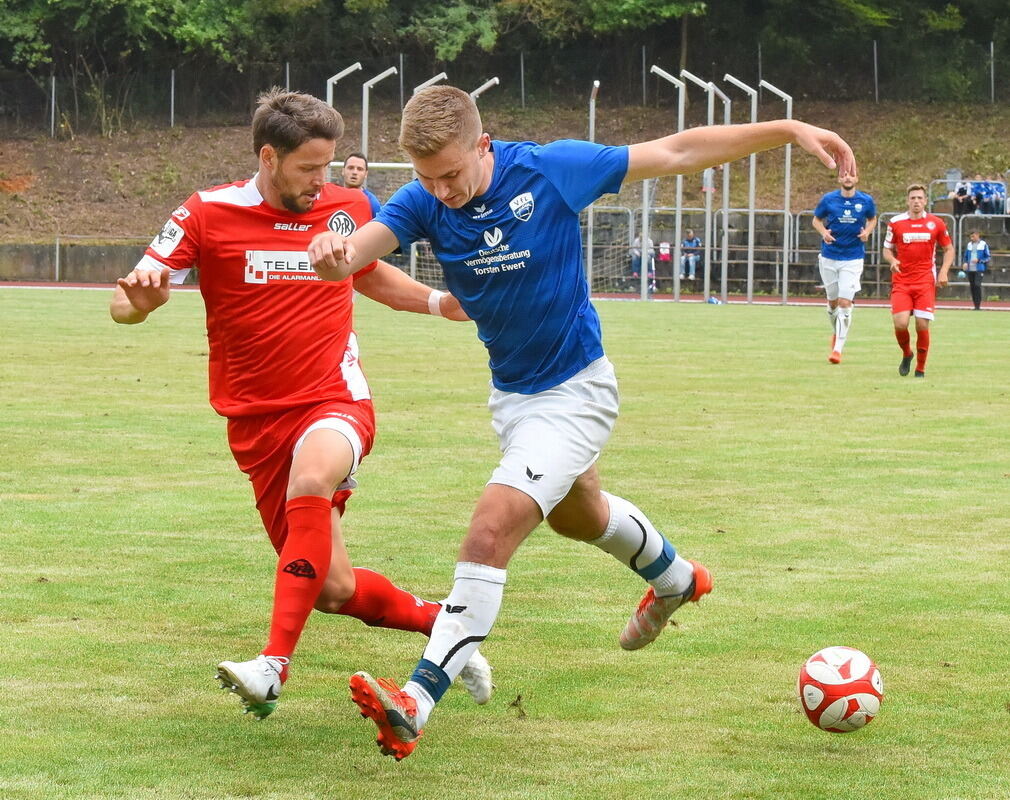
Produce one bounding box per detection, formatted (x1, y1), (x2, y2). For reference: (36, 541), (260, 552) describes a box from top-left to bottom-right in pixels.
(967, 271), (984, 309)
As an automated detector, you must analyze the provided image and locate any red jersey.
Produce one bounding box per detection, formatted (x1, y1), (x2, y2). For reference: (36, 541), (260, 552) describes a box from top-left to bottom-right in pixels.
(136, 177), (377, 417)
(883, 212), (951, 284)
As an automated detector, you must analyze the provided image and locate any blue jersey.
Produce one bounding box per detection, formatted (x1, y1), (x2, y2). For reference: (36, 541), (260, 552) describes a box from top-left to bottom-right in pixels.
(813, 190), (877, 260)
(363, 188), (381, 218)
(376, 139), (628, 393)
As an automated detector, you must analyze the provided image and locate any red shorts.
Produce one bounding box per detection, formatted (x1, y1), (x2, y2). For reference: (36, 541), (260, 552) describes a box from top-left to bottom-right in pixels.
(227, 399), (376, 553)
(890, 280), (936, 320)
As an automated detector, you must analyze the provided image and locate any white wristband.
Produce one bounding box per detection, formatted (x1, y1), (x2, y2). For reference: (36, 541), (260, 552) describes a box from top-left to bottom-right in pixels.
(428, 289), (446, 317)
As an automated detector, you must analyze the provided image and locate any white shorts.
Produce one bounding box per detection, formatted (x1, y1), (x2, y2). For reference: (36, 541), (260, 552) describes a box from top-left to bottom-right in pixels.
(487, 356), (619, 517)
(818, 256), (864, 301)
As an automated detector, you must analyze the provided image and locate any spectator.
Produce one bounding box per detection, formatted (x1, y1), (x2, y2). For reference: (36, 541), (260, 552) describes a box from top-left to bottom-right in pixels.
(630, 235), (656, 291)
(341, 152), (382, 217)
(680, 228), (702, 280)
(962, 229), (991, 310)
(971, 173), (989, 215)
(951, 178), (975, 217)
(987, 175), (1006, 215)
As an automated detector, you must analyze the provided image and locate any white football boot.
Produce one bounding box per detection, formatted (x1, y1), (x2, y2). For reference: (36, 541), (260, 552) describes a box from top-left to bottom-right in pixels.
(457, 648), (493, 705)
(216, 654), (289, 719)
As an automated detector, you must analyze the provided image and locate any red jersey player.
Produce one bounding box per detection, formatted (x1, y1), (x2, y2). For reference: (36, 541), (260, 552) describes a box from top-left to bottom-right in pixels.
(109, 89), (492, 720)
(882, 183), (954, 378)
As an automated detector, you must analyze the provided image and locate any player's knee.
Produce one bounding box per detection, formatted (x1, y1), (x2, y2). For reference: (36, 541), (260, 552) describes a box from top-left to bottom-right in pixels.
(315, 575), (356, 613)
(287, 472), (335, 500)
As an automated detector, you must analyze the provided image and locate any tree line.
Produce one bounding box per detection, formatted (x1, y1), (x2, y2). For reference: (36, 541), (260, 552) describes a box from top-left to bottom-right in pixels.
(2, 0), (1007, 128)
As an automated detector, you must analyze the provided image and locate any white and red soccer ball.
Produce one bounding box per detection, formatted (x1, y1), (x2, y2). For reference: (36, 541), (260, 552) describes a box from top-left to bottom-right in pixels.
(797, 646), (884, 733)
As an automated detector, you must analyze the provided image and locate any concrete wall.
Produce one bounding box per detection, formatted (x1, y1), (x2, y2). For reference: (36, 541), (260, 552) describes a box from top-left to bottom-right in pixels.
(0, 242), (147, 283)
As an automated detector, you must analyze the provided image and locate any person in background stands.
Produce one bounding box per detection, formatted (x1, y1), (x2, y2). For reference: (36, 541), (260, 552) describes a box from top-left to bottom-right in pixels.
(680, 228), (702, 281)
(342, 151), (382, 218)
(962, 229), (990, 310)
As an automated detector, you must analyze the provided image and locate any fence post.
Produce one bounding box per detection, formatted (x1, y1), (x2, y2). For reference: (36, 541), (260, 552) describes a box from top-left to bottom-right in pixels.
(641, 46), (647, 105)
(50, 75), (56, 138)
(170, 69), (175, 127)
(285, 62), (290, 91)
(991, 41), (995, 104)
(54, 235), (60, 282)
(520, 51), (526, 109)
(873, 41), (879, 103)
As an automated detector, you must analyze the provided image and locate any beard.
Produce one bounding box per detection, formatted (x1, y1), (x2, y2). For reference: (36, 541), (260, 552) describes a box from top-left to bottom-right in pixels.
(279, 192), (312, 213)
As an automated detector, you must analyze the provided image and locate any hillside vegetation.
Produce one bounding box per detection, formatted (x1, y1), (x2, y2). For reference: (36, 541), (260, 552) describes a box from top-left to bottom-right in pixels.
(1, 100), (1008, 244)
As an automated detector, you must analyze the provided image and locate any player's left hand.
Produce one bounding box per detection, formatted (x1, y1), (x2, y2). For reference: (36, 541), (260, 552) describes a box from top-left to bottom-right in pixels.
(937, 271), (949, 288)
(792, 123), (856, 177)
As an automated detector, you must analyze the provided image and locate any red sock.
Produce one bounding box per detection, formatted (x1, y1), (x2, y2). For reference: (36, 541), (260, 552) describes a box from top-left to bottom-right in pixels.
(895, 328), (912, 357)
(915, 329), (930, 372)
(262, 495), (332, 661)
(337, 567), (440, 635)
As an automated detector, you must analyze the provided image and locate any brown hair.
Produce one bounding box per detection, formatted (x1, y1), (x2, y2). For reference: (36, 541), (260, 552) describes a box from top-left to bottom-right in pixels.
(399, 86), (483, 158)
(906, 183), (927, 196)
(251, 88), (343, 157)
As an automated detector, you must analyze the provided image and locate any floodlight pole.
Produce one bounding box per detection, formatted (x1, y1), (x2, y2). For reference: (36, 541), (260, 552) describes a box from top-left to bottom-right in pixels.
(681, 69), (715, 301)
(724, 73), (759, 303)
(414, 72), (448, 94)
(760, 79), (792, 303)
(470, 77), (499, 101)
(361, 66), (398, 160)
(326, 62), (362, 107)
(709, 82), (731, 303)
(650, 65), (686, 301)
(586, 80), (600, 292)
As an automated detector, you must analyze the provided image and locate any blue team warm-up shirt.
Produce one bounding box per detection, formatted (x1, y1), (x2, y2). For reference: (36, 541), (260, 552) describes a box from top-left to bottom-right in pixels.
(813, 190), (877, 260)
(376, 139), (628, 394)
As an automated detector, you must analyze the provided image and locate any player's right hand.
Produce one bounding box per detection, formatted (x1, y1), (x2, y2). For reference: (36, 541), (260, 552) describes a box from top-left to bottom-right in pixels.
(117, 267), (171, 313)
(308, 231), (356, 281)
(889, 260), (901, 273)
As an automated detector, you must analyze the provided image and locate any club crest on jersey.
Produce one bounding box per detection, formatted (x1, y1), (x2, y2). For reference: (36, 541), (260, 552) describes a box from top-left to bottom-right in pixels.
(926, 220), (936, 230)
(150, 220), (184, 257)
(327, 210), (357, 236)
(854, 203), (863, 212)
(483, 227), (503, 248)
(509, 192), (534, 222)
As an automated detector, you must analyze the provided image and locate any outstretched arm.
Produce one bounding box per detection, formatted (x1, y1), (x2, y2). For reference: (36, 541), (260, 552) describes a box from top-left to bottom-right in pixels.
(110, 266), (171, 323)
(625, 120), (855, 184)
(309, 220), (400, 282)
(353, 261), (469, 321)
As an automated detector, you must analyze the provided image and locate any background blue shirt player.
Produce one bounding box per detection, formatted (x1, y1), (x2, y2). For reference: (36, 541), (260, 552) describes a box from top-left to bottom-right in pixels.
(309, 85), (857, 761)
(812, 174), (877, 364)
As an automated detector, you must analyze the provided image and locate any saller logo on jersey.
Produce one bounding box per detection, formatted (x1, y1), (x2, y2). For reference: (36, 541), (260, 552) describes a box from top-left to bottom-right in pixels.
(327, 210), (357, 236)
(509, 192), (535, 221)
(245, 250), (321, 284)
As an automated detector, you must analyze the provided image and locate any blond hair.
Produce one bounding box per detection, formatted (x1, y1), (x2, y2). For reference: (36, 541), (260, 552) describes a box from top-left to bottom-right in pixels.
(252, 88), (343, 157)
(399, 86), (483, 158)
(906, 183), (927, 196)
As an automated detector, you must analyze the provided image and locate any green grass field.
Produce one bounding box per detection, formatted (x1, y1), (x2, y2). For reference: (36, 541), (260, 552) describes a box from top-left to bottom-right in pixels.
(3, 287), (1010, 800)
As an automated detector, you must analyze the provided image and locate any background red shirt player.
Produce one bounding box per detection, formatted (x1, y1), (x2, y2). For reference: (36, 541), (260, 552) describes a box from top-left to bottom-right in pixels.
(109, 89), (492, 720)
(882, 183), (954, 378)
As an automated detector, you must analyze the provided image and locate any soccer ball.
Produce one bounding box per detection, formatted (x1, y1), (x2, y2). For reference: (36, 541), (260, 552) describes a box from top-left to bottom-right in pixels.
(957, 269), (967, 279)
(797, 646), (883, 733)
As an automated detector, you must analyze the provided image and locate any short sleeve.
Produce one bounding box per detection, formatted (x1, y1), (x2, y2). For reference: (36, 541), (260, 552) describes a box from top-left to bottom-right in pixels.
(134, 196), (201, 284)
(374, 182), (430, 252)
(531, 140), (628, 212)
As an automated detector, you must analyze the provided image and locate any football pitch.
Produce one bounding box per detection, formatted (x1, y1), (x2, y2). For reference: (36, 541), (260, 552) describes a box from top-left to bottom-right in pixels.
(3, 287), (1009, 800)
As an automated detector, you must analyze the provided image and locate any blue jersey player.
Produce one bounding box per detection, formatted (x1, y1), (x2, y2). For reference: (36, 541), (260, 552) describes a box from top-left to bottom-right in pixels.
(812, 174), (877, 364)
(309, 85), (857, 760)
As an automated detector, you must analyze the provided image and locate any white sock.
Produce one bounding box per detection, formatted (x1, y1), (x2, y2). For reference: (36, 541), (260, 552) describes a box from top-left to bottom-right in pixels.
(827, 304), (838, 330)
(590, 492), (694, 597)
(834, 305), (852, 352)
(404, 561), (506, 728)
